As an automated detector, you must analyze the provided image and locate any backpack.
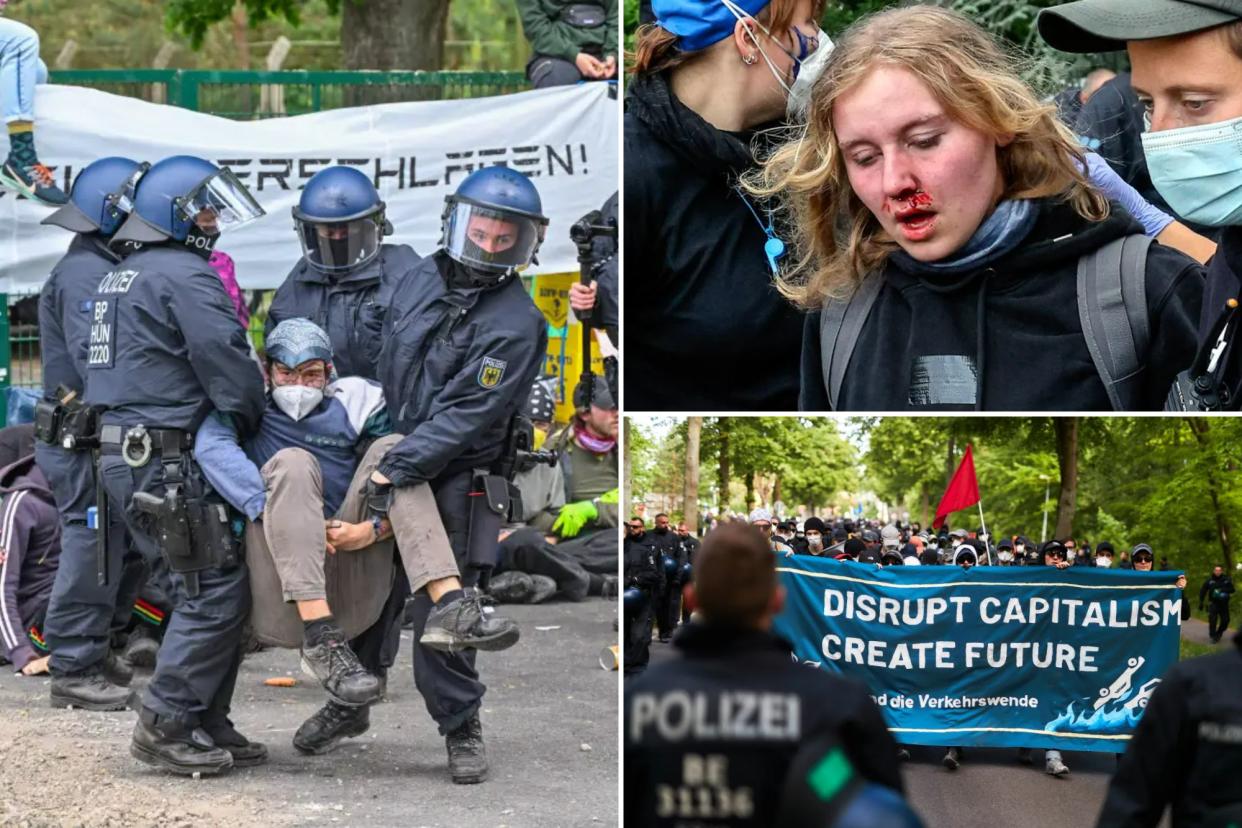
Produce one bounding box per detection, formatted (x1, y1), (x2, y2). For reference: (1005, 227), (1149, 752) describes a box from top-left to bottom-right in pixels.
(816, 234), (1153, 411)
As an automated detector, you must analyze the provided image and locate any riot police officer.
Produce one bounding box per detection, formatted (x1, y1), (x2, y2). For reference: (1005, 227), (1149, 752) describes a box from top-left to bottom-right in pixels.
(368, 166), (549, 784)
(35, 157), (149, 711)
(624, 517), (661, 675)
(85, 155), (268, 776)
(625, 522), (904, 825)
(266, 165), (420, 753)
(267, 165), (420, 379)
(649, 512), (681, 642)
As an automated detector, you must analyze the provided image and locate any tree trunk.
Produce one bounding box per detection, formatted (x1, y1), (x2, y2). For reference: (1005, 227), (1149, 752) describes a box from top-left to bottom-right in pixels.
(341, 0), (450, 103)
(745, 471), (755, 513)
(1053, 417), (1078, 540)
(622, 417), (632, 522)
(717, 421), (731, 512)
(684, 418), (702, 533)
(944, 433), (957, 487)
(920, 482), (930, 528)
(230, 2), (250, 69)
(1188, 419), (1236, 571)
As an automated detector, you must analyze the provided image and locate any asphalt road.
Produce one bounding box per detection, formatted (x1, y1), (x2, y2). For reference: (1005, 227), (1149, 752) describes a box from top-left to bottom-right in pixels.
(0, 599), (619, 828)
(643, 637), (1175, 828)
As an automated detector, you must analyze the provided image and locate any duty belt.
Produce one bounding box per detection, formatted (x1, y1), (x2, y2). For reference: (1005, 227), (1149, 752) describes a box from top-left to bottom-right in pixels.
(99, 425), (192, 468)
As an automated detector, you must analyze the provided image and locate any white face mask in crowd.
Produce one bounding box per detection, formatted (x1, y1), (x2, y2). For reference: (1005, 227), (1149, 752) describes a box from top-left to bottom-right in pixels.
(1096, 556), (1112, 568)
(1142, 114), (1242, 227)
(272, 384), (324, 421)
(998, 550), (1014, 563)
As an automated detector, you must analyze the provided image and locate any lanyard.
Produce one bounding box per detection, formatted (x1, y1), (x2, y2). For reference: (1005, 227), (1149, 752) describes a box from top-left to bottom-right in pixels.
(734, 188), (786, 276)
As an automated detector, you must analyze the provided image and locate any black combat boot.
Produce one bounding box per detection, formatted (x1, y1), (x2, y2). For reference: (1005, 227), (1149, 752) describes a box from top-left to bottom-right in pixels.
(421, 592), (520, 652)
(202, 714), (268, 767)
(123, 626), (161, 668)
(49, 665), (131, 711)
(104, 650), (134, 687)
(292, 700), (371, 755)
(445, 713), (488, 784)
(300, 624), (383, 707)
(130, 708), (234, 776)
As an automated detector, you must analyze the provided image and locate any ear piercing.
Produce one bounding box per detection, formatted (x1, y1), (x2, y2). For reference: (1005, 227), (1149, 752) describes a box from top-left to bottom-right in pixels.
(742, 53), (757, 65)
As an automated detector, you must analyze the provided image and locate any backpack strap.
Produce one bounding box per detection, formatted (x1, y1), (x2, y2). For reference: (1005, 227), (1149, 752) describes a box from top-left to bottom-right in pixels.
(819, 274), (885, 410)
(1076, 234), (1152, 411)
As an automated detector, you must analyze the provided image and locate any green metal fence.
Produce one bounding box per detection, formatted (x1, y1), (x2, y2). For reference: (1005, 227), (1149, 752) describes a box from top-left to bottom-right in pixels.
(49, 69), (529, 118)
(2, 70), (530, 421)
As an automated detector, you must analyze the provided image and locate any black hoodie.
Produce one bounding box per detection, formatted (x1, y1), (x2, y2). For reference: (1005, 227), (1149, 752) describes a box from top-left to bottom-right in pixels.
(0, 455), (59, 671)
(801, 199), (1204, 411)
(624, 72), (803, 411)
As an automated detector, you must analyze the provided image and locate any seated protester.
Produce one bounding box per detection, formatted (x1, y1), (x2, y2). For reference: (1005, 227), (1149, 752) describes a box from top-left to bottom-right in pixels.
(0, 454), (58, 675)
(749, 6), (1203, 412)
(493, 375), (618, 603)
(517, 0), (618, 89)
(196, 319), (520, 752)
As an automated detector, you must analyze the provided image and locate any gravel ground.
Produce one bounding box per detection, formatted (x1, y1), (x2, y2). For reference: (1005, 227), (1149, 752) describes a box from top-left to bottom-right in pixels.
(0, 600), (619, 828)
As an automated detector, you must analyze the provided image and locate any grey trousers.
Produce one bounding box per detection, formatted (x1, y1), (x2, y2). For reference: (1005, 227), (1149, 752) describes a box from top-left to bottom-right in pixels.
(246, 434), (459, 649)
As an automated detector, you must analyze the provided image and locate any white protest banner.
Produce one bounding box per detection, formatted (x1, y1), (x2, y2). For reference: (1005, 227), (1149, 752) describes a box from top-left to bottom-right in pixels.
(0, 82), (617, 291)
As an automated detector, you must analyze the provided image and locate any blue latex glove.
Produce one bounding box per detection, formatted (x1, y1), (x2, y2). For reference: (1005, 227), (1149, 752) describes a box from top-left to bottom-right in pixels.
(1082, 150), (1174, 237)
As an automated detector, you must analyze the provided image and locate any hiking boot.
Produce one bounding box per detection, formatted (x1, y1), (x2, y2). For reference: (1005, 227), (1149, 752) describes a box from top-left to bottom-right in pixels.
(1046, 754), (1070, 777)
(131, 708), (233, 776)
(942, 747), (961, 771)
(897, 748), (911, 761)
(421, 593), (520, 653)
(202, 716), (268, 767)
(293, 700), (370, 756)
(445, 713), (488, 784)
(104, 650), (134, 687)
(123, 627), (161, 669)
(488, 571), (535, 603)
(1017, 747), (1034, 766)
(50, 666), (131, 711)
(300, 627), (382, 707)
(0, 154), (68, 206)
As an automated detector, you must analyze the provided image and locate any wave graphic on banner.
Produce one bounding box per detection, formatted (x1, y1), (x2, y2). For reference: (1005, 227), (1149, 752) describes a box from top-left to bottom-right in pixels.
(1045, 656), (1161, 735)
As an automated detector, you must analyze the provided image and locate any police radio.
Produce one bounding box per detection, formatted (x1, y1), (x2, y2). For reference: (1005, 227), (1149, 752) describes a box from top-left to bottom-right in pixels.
(1167, 298), (1238, 411)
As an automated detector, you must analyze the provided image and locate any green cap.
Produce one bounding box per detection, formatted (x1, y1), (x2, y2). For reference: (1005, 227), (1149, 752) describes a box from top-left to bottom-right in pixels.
(1038, 0), (1242, 53)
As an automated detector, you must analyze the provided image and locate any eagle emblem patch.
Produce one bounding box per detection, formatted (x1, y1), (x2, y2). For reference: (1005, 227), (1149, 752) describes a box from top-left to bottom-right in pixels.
(478, 356), (507, 388)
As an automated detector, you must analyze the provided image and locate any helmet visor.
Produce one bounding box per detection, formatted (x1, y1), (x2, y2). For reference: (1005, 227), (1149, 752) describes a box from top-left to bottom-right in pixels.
(297, 214), (384, 272)
(108, 161), (150, 218)
(444, 201), (545, 273)
(179, 168), (265, 234)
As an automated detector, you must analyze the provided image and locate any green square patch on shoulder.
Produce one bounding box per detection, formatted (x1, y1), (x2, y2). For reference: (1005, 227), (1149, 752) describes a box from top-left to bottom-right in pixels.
(478, 356), (507, 388)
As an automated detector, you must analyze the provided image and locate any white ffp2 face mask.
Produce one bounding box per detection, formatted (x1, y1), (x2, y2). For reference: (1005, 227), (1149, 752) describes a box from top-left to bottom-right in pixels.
(1095, 557), (1112, 568)
(272, 385), (324, 421)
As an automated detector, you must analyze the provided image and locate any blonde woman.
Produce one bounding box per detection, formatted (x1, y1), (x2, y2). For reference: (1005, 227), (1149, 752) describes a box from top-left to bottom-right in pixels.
(750, 6), (1204, 411)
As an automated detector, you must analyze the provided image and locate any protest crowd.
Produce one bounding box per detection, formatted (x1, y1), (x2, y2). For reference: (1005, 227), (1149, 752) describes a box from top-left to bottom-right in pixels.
(0, 0), (621, 795)
(624, 502), (1241, 826)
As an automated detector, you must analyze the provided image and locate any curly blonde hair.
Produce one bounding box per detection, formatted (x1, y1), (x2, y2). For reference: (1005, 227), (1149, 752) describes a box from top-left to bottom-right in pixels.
(744, 5), (1108, 309)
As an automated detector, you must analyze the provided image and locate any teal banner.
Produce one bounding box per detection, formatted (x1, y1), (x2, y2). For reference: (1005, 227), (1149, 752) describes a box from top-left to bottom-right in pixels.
(772, 556), (1183, 752)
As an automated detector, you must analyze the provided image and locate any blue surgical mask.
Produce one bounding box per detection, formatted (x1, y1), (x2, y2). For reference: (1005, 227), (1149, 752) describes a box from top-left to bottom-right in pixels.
(1141, 114), (1242, 227)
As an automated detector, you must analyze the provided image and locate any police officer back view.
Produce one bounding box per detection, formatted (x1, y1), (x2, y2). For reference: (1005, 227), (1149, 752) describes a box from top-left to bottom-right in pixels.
(36, 157), (148, 711)
(267, 165), (420, 379)
(85, 155), (268, 776)
(625, 522), (904, 826)
(369, 166), (548, 783)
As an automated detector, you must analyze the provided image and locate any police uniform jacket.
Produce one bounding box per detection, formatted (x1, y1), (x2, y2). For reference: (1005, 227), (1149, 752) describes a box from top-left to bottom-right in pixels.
(83, 244), (266, 436)
(38, 234), (123, 398)
(625, 624), (903, 826)
(376, 251), (547, 487)
(267, 243), (420, 380)
(623, 533), (662, 593)
(1097, 634), (1242, 827)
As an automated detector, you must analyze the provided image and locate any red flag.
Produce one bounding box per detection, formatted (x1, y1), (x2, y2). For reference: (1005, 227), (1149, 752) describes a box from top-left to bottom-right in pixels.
(933, 445), (980, 529)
